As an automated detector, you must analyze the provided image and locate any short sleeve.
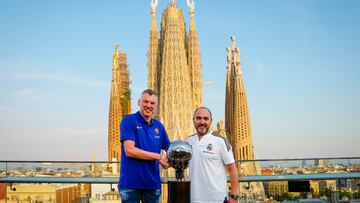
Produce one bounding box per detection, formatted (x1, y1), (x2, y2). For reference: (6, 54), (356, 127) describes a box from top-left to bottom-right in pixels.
(161, 125), (171, 150)
(185, 136), (193, 146)
(220, 138), (235, 165)
(120, 115), (135, 142)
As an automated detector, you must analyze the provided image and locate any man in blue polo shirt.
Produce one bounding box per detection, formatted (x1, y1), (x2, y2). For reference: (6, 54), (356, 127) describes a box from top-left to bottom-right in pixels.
(119, 89), (171, 203)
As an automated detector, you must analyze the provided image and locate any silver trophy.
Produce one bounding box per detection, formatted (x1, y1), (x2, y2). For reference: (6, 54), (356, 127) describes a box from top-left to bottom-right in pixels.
(167, 140), (192, 181)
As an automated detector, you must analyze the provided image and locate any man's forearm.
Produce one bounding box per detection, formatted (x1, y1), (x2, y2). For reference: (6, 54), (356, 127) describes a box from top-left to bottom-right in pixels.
(227, 163), (239, 195)
(126, 147), (161, 160)
(123, 140), (161, 160)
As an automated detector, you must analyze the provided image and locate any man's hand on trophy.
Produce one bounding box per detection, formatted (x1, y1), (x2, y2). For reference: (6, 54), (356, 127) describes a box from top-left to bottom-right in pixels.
(159, 155), (171, 169)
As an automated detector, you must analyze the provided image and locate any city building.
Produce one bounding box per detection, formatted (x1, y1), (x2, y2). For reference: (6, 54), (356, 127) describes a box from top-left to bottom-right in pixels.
(3, 184), (90, 203)
(5, 184), (56, 203)
(268, 181), (289, 197)
(89, 184), (119, 202)
(56, 184), (91, 203)
(310, 181), (320, 197)
(319, 180), (337, 193)
(90, 191), (120, 203)
(262, 169), (274, 176)
(315, 159), (330, 167)
(261, 169), (275, 196)
(0, 183), (6, 201)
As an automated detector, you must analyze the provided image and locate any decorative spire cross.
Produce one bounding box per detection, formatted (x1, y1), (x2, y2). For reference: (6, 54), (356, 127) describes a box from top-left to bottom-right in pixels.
(186, 0), (195, 11)
(114, 44), (120, 55)
(170, 0), (176, 6)
(150, 0), (158, 11)
(230, 36), (236, 51)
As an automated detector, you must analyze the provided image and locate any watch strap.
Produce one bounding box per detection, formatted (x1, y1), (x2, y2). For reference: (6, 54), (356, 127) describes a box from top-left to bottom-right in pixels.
(230, 194), (240, 200)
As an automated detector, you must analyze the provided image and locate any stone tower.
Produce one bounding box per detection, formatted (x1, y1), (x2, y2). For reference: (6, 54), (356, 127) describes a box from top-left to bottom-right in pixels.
(147, 0), (202, 140)
(108, 45), (131, 163)
(225, 37), (265, 200)
(225, 36), (254, 161)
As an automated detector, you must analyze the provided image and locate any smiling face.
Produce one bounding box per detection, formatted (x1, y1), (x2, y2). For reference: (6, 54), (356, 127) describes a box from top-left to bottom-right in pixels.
(138, 92), (157, 122)
(193, 107), (213, 136)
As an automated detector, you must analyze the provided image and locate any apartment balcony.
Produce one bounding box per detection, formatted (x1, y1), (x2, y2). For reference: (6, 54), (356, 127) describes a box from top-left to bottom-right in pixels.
(1, 157), (360, 203)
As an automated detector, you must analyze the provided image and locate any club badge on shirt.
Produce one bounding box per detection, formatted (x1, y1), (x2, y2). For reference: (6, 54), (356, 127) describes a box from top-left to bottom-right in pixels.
(203, 143), (215, 155)
(207, 143), (213, 151)
(154, 128), (160, 139)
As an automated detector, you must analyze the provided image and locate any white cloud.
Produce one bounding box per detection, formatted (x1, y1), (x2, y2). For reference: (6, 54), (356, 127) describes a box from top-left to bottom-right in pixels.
(14, 88), (36, 97)
(248, 60), (265, 77)
(0, 106), (14, 114)
(203, 80), (215, 85)
(2, 72), (107, 89)
(45, 128), (107, 137)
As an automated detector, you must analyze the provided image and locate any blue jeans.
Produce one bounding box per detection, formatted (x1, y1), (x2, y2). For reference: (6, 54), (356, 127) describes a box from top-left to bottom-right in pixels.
(119, 188), (161, 203)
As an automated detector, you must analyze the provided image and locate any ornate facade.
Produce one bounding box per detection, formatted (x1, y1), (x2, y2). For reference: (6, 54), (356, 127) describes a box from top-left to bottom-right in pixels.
(147, 0), (202, 140)
(108, 45), (131, 163)
(224, 37), (265, 199)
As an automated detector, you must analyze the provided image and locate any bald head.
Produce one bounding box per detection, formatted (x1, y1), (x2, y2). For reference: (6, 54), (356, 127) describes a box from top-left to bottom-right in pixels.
(193, 107), (212, 120)
(193, 107), (213, 136)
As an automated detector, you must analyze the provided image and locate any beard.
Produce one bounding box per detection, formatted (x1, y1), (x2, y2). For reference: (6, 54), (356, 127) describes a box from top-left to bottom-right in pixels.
(196, 125), (210, 136)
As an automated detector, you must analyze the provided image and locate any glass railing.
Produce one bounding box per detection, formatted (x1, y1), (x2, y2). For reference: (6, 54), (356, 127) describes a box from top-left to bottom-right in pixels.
(0, 161), (119, 184)
(233, 157), (360, 202)
(2, 157), (359, 181)
(235, 157), (360, 181)
(1, 157), (359, 202)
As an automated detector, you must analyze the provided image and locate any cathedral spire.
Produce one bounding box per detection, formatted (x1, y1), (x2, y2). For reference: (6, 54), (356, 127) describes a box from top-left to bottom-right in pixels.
(108, 45), (131, 165)
(224, 36), (265, 197)
(148, 0), (202, 141)
(225, 36), (252, 160)
(187, 0), (202, 109)
(148, 0), (159, 92)
(225, 46), (233, 145)
(158, 1), (192, 139)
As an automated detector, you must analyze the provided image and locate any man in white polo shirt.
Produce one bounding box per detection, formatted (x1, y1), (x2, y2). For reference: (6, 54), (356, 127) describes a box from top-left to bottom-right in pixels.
(187, 107), (239, 203)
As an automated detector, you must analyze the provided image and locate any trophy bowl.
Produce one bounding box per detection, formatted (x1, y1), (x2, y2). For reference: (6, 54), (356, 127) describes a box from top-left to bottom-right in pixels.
(167, 140), (192, 181)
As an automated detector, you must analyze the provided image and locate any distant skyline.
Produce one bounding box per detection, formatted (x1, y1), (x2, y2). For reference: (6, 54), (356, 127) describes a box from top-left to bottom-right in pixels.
(0, 0), (359, 161)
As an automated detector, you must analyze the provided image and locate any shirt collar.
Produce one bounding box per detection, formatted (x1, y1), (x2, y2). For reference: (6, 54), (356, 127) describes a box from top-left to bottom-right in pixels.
(136, 111), (154, 125)
(197, 131), (213, 142)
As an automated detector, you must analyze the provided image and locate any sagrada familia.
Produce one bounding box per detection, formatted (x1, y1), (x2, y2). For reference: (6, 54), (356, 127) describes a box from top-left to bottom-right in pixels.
(108, 0), (264, 201)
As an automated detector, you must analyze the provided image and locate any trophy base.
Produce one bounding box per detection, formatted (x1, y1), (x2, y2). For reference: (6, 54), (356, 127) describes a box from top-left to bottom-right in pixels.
(168, 180), (190, 203)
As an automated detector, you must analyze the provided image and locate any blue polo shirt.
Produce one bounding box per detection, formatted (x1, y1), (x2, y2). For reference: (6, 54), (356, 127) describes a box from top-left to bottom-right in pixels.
(119, 111), (170, 189)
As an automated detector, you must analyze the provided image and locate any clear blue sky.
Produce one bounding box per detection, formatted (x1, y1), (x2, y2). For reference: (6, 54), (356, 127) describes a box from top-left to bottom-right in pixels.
(0, 0), (359, 161)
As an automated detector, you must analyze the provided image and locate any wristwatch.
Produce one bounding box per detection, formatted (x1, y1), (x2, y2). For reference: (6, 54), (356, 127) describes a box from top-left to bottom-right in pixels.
(230, 194), (240, 200)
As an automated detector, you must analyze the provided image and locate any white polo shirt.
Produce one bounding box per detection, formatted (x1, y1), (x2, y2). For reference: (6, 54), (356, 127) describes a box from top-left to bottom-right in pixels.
(186, 132), (235, 203)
